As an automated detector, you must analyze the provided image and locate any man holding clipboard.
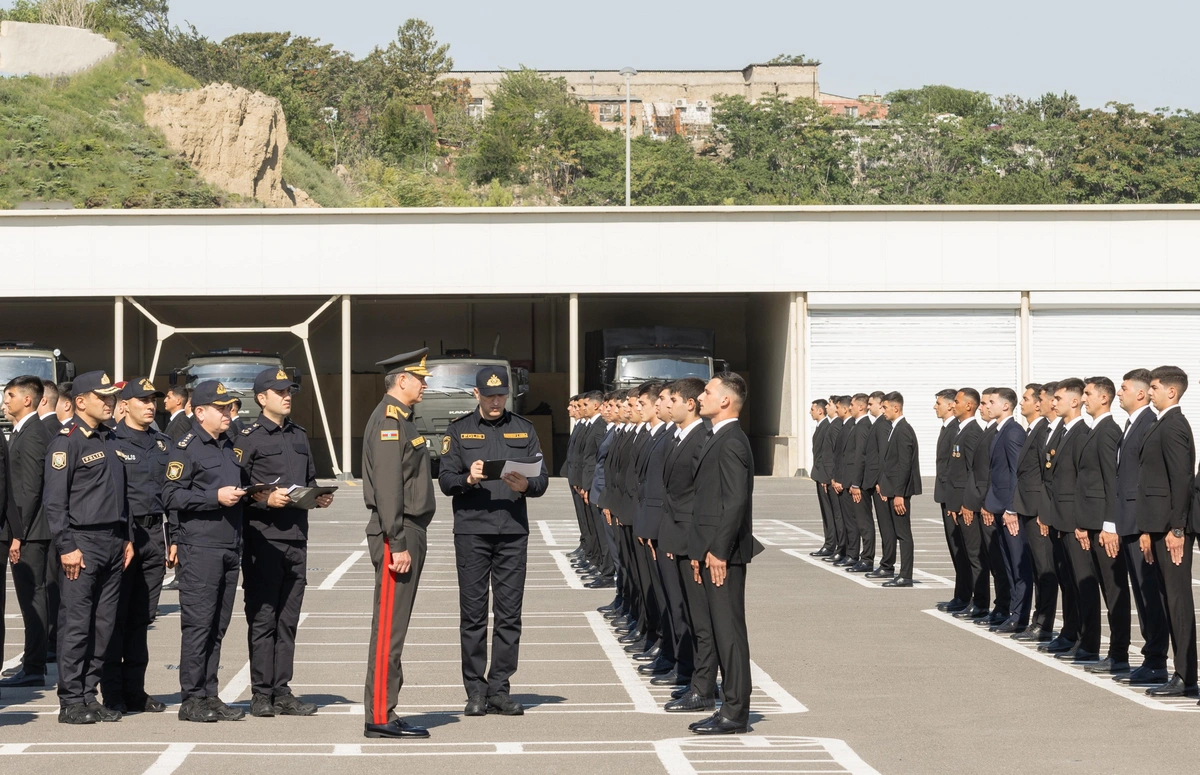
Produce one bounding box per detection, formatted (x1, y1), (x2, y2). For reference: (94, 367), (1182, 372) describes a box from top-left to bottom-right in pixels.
(438, 366), (548, 718)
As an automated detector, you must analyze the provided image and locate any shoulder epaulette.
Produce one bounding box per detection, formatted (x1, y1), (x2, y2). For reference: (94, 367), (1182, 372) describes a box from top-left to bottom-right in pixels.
(290, 422), (306, 433)
(59, 425), (73, 436)
(449, 413), (473, 426)
(240, 422), (259, 436)
(177, 432), (195, 448)
(386, 404), (409, 421)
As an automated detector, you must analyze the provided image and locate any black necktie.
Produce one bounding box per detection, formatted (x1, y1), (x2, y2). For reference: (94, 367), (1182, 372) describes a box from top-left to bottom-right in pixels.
(1124, 418), (1131, 433)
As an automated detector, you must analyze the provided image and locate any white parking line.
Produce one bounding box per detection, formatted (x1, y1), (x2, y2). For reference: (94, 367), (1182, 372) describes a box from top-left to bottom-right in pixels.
(319, 550), (365, 590)
(583, 611), (658, 713)
(142, 743), (195, 775)
(537, 521), (559, 547)
(549, 550), (588, 590)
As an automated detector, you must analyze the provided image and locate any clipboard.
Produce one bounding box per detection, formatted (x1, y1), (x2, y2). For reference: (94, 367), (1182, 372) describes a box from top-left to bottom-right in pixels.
(243, 479), (280, 496)
(285, 485), (338, 509)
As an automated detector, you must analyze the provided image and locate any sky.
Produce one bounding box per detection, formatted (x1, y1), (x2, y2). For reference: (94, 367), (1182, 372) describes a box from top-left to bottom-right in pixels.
(12, 0), (1199, 110)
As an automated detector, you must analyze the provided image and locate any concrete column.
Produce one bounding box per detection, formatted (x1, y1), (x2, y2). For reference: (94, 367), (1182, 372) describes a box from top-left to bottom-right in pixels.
(1019, 292), (1031, 390)
(568, 293), (579, 427)
(794, 292), (808, 476)
(340, 295), (353, 480)
(113, 296), (124, 381)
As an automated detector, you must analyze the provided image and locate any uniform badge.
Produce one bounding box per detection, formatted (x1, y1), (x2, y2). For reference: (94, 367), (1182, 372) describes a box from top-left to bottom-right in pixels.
(166, 461), (184, 481)
(156, 439), (167, 451)
(81, 451), (105, 464)
(233, 448), (244, 462)
(386, 404), (409, 421)
(276, 369), (288, 380)
(216, 382), (227, 395)
(503, 432), (528, 439)
(461, 433), (486, 440)
(441, 436), (451, 455)
(51, 451), (67, 470)
(140, 378), (155, 391)
(100, 373), (111, 385)
(380, 430), (399, 441)
(411, 437), (427, 448)
(487, 374), (502, 387)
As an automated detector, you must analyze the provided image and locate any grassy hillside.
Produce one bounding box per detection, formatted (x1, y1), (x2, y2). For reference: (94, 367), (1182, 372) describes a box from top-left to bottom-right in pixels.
(0, 46), (353, 209)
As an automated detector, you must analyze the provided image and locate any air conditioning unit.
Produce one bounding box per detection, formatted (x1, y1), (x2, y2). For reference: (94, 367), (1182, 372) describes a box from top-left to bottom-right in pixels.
(695, 100), (707, 108)
(675, 99), (687, 107)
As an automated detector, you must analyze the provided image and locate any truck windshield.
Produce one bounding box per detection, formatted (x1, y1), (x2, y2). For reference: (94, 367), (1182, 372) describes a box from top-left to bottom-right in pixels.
(0, 355), (54, 384)
(618, 355), (711, 381)
(425, 362), (488, 394)
(188, 362), (280, 388)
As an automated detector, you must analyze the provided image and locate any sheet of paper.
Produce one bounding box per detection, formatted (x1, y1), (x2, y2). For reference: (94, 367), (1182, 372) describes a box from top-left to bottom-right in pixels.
(501, 454), (543, 479)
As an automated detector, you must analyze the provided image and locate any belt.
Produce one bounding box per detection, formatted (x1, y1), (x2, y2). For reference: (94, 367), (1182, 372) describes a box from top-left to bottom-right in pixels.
(134, 514), (165, 528)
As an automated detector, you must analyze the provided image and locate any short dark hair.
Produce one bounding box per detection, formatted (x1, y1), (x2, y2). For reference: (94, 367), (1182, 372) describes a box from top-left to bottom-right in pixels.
(57, 381), (73, 401)
(40, 379), (59, 406)
(981, 387), (998, 397)
(994, 387), (1018, 408)
(1024, 383), (1043, 397)
(1150, 366), (1189, 397)
(1040, 381), (1058, 397)
(1056, 377), (1085, 396)
(1123, 368), (1152, 386)
(868, 390), (885, 401)
(1085, 377), (1116, 402)
(229, 396), (243, 410)
(812, 398), (829, 411)
(957, 387), (980, 406)
(852, 393), (869, 405)
(882, 391), (904, 407)
(714, 372), (748, 407)
(637, 381), (664, 400)
(672, 377), (705, 413)
(835, 395), (852, 408)
(166, 384), (188, 403)
(936, 388), (957, 401)
(582, 390), (603, 403)
(5, 375), (44, 405)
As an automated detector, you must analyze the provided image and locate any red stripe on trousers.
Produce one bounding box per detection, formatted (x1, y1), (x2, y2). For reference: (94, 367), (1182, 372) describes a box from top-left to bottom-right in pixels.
(373, 538), (395, 724)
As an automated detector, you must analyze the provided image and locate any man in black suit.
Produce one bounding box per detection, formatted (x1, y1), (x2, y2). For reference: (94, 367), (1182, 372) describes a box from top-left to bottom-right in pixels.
(37, 380), (62, 434)
(1038, 378), (1098, 661)
(1011, 384), (1056, 643)
(946, 389), (987, 620)
(688, 372), (757, 735)
(660, 378), (716, 714)
(577, 392), (613, 586)
(878, 392), (920, 586)
(809, 400), (837, 557)
(594, 396), (625, 611)
(982, 388), (1029, 633)
(962, 389), (1009, 627)
(621, 389), (661, 660)
(1107, 369), (1169, 686)
(934, 389), (970, 613)
(862, 392), (892, 576)
(0, 425), (11, 674)
(164, 386), (191, 442)
(828, 396), (856, 566)
(838, 395), (873, 571)
(1074, 377), (1128, 674)
(565, 397), (591, 570)
(1, 376), (53, 688)
(822, 396), (847, 563)
(1138, 366), (1197, 697)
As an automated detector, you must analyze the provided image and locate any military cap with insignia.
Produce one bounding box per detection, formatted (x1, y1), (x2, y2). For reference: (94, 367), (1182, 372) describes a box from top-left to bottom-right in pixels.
(73, 370), (122, 397)
(121, 377), (164, 401)
(254, 367), (298, 395)
(476, 366), (509, 396)
(191, 379), (239, 408)
(377, 348), (432, 377)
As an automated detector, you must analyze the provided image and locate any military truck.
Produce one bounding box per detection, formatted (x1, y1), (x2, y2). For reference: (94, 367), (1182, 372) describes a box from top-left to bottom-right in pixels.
(169, 348), (300, 422)
(0, 342), (76, 439)
(414, 351), (529, 474)
(584, 327), (727, 392)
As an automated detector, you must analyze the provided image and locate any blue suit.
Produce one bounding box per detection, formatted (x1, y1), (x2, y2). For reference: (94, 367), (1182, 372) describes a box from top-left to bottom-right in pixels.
(986, 418), (1031, 623)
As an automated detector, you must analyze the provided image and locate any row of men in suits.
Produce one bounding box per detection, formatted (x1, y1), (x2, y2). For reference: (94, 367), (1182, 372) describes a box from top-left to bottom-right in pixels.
(564, 374), (759, 734)
(809, 392), (923, 586)
(932, 367), (1200, 700)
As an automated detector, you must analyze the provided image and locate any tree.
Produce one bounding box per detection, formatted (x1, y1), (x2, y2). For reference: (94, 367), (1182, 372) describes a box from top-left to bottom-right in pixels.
(385, 19), (453, 103)
(766, 53), (820, 66)
(886, 85), (997, 123)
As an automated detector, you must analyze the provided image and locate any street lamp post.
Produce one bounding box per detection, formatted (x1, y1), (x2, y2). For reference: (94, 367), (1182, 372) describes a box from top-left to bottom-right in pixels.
(620, 67), (637, 207)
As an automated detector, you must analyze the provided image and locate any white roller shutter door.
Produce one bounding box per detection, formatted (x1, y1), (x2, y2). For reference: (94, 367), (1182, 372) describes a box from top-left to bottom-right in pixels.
(808, 311), (1020, 474)
(1031, 310), (1200, 425)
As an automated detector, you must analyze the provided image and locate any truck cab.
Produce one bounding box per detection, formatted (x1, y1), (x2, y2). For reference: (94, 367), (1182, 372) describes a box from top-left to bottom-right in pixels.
(169, 349), (300, 422)
(0, 342), (75, 439)
(585, 327), (727, 392)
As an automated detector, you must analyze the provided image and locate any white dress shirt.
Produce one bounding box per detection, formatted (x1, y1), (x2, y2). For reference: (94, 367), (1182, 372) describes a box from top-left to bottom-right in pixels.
(711, 418), (739, 436)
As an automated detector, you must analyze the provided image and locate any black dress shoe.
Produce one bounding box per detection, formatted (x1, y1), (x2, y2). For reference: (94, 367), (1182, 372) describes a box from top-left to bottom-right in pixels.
(59, 702), (100, 725)
(1116, 665), (1168, 685)
(178, 697), (218, 722)
(618, 630), (643, 644)
(846, 562), (872, 573)
(882, 577), (913, 587)
(1013, 625), (1052, 642)
(832, 556), (856, 567)
(611, 616), (634, 629)
(823, 553), (845, 564)
(464, 695), (487, 716)
(273, 693), (317, 716)
(0, 670), (46, 688)
(1062, 648), (1099, 663)
(638, 657), (674, 675)
(1086, 657), (1131, 675)
(991, 616), (1024, 634)
(364, 718), (431, 738)
(952, 604), (986, 620)
(632, 647), (661, 662)
(651, 670), (690, 686)
(977, 611), (1007, 627)
(865, 568), (894, 579)
(1038, 635), (1077, 654)
(625, 641), (653, 654)
(584, 578), (614, 589)
(810, 548), (832, 557)
(666, 692), (717, 713)
(487, 693), (524, 716)
(1145, 675), (1200, 697)
(692, 715), (748, 735)
(936, 598), (965, 611)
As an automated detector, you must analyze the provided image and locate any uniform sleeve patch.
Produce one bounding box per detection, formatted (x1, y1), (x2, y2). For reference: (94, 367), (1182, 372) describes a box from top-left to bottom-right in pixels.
(441, 436), (452, 454)
(233, 448), (244, 462)
(51, 451), (67, 470)
(156, 439), (167, 451)
(503, 433), (529, 439)
(460, 433), (486, 440)
(166, 461), (184, 481)
(380, 430), (399, 441)
(411, 437), (427, 448)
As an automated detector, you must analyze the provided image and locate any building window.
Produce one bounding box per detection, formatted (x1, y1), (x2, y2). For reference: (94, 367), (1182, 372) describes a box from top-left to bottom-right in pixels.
(598, 103), (622, 122)
(845, 105), (859, 118)
(467, 98), (485, 119)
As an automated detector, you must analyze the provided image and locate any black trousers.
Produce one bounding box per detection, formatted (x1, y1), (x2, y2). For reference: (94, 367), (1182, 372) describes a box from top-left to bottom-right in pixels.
(876, 492), (897, 573)
(632, 533), (661, 646)
(853, 490), (876, 564)
(101, 518), (166, 703)
(656, 545), (692, 679)
(364, 526), (428, 724)
(589, 503), (615, 577)
(702, 562), (750, 726)
(888, 497), (914, 579)
(1064, 532), (1102, 653)
(815, 482), (836, 551)
(941, 505), (972, 603)
(57, 527), (124, 706)
(1021, 515), (1057, 631)
(243, 529), (307, 698)
(1121, 533), (1168, 669)
(615, 522), (639, 623)
(46, 548), (60, 651)
(839, 489), (861, 562)
(980, 518), (1011, 614)
(1086, 529), (1131, 661)
(572, 489), (597, 565)
(454, 532), (527, 698)
(1049, 529), (1081, 642)
(679, 555), (717, 698)
(828, 484), (847, 554)
(999, 517), (1033, 625)
(177, 543), (240, 701)
(11, 538), (51, 675)
(960, 515), (990, 609)
(1151, 532), (1197, 686)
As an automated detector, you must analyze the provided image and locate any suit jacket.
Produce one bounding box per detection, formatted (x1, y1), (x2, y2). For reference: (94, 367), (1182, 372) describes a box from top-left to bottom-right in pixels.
(811, 418), (829, 482)
(660, 423), (709, 557)
(1136, 407), (1195, 534)
(828, 417), (846, 484)
(634, 424), (675, 540)
(945, 419), (981, 513)
(41, 413), (63, 437)
(0, 430), (12, 543)
(934, 418), (959, 504)
(598, 428), (632, 513)
(589, 426), (616, 504)
(1074, 415), (1121, 531)
(879, 418), (921, 498)
(688, 421), (756, 564)
(580, 418), (608, 494)
(6, 416), (52, 542)
(984, 418), (1025, 515)
(964, 422), (998, 512)
(1114, 407), (1155, 536)
(1012, 418), (1050, 517)
(621, 428), (653, 520)
(1044, 418), (1091, 532)
(839, 415), (870, 487)
(862, 415), (892, 490)
(565, 422), (585, 487)
(166, 411), (191, 442)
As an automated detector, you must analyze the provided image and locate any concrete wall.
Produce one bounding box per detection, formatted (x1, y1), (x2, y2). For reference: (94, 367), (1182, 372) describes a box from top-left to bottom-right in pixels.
(0, 21), (116, 77)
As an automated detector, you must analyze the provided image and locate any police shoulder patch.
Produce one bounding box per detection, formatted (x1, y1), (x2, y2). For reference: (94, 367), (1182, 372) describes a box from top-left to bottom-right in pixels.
(51, 451), (67, 470)
(177, 432), (194, 448)
(166, 461), (184, 481)
(233, 448), (244, 462)
(380, 430), (399, 441)
(156, 439), (167, 451)
(441, 436), (451, 455)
